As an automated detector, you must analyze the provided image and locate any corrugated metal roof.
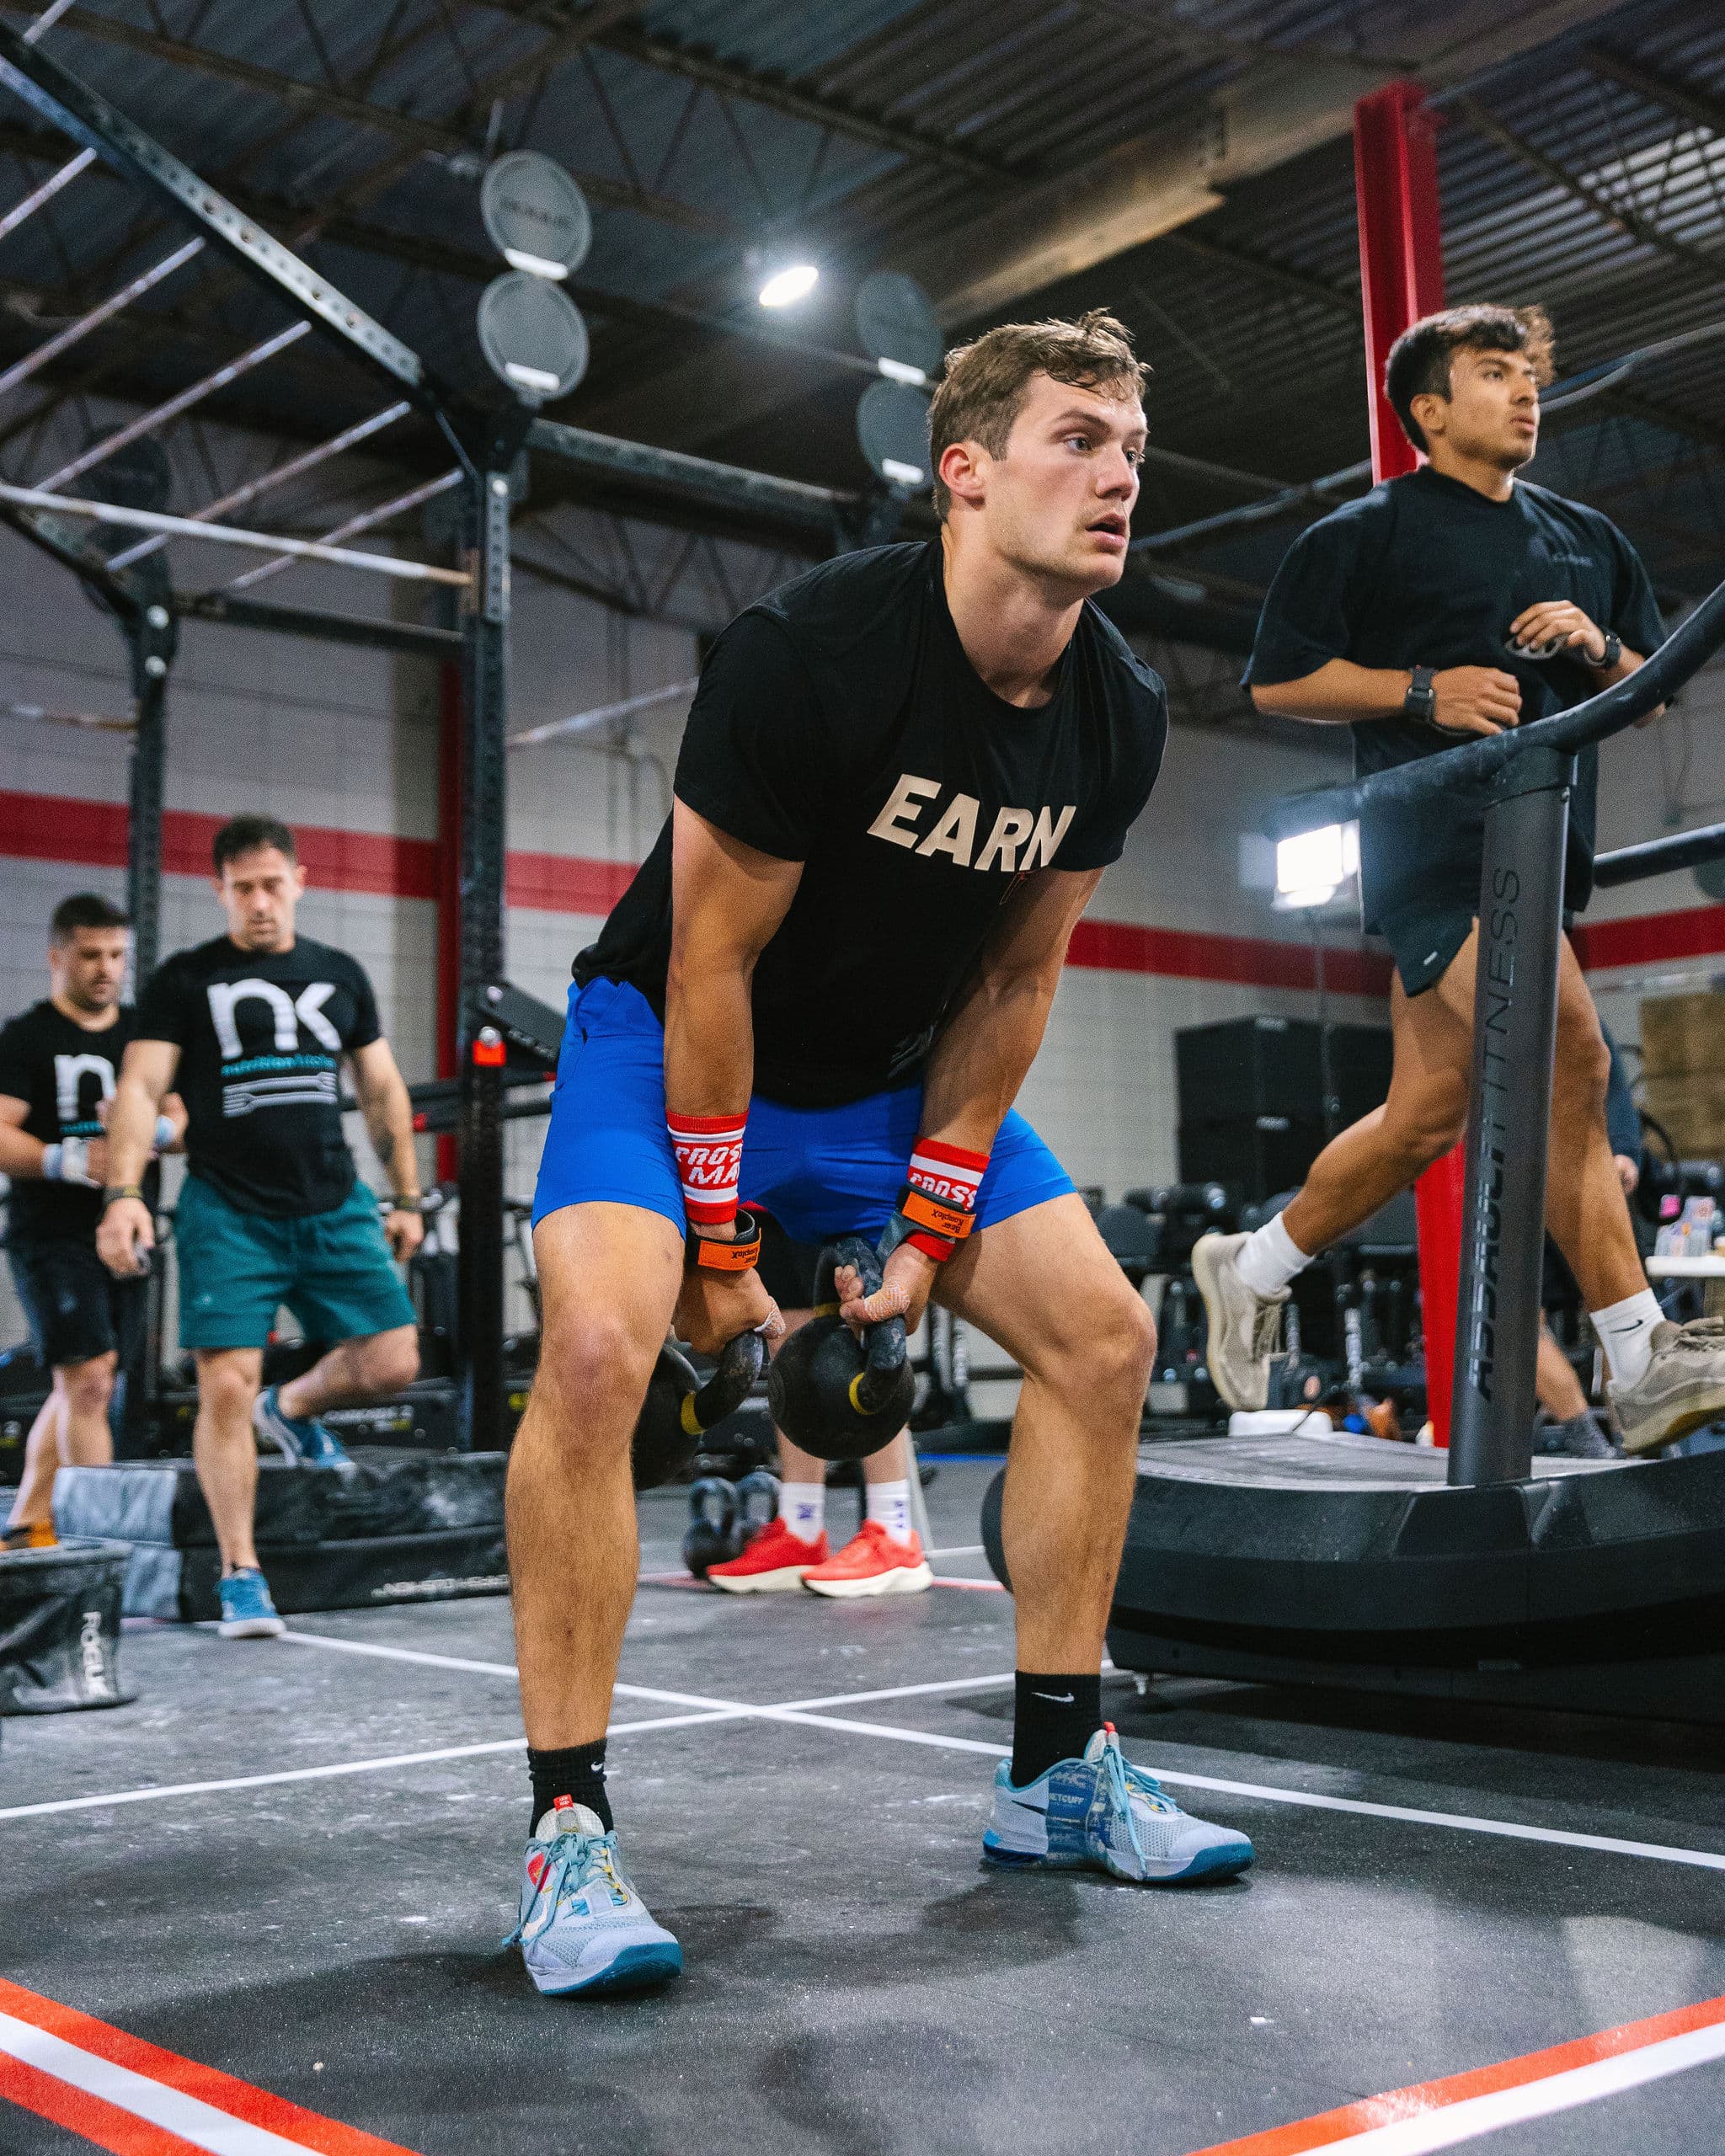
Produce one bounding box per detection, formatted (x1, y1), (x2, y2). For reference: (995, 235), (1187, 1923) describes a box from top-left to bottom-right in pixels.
(0, 0), (1714, 609)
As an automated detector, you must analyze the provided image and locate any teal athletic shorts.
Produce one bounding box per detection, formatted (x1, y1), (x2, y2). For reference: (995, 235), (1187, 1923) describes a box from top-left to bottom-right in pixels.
(174, 1174), (416, 1352)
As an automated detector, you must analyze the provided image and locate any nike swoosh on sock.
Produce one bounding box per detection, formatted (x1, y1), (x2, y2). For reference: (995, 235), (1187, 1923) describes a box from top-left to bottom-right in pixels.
(1032, 1690), (1076, 1705)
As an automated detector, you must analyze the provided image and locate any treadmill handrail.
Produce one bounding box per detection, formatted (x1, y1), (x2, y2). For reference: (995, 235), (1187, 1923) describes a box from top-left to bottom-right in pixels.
(1263, 574), (1725, 841)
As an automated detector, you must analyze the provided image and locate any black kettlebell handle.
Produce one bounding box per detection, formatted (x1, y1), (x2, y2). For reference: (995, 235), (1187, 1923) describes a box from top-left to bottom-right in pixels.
(813, 1231), (909, 1415)
(680, 1326), (766, 1438)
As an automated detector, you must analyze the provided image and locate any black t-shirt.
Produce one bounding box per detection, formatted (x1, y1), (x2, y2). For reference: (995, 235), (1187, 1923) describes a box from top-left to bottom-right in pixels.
(1244, 467), (1664, 926)
(0, 1002), (155, 1245)
(135, 936), (380, 1217)
(578, 542), (1167, 1106)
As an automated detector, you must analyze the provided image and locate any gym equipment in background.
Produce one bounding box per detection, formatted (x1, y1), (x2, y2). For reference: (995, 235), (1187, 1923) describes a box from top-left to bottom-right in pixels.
(1040, 574), (1725, 1725)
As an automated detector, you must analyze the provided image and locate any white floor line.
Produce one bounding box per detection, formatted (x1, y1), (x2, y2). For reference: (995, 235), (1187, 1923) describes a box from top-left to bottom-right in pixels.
(1308, 2018), (1725, 2153)
(0, 1710), (735, 1822)
(0, 2009), (312, 2156)
(18, 1628), (1725, 1873)
(275, 1625), (1019, 1717)
(276, 1630), (519, 1677)
(923, 1545), (985, 1558)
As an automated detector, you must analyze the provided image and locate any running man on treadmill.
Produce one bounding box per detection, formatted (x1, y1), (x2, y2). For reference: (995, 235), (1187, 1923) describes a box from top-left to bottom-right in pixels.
(507, 310), (1254, 1999)
(1195, 303), (1725, 1456)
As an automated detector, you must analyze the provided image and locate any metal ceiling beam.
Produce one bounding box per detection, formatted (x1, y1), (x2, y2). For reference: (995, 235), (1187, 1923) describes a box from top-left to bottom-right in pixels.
(0, 1), (735, 242)
(585, 19), (1023, 183)
(172, 587), (462, 656)
(1452, 93), (1725, 287)
(897, 0), (1628, 321)
(1578, 45), (1725, 140)
(0, 24), (440, 400)
(1161, 228), (1358, 318)
(526, 414), (854, 542)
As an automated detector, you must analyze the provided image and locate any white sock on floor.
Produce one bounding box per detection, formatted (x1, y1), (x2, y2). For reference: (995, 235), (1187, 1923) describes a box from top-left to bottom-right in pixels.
(1591, 1288), (1664, 1388)
(780, 1481), (825, 1542)
(865, 1478), (912, 1542)
(1234, 1212), (1313, 1299)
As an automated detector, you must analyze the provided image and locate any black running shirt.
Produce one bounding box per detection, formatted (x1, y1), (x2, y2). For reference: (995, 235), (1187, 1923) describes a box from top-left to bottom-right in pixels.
(1244, 467), (1663, 927)
(135, 936), (379, 1217)
(578, 542), (1167, 1107)
(0, 1001), (147, 1244)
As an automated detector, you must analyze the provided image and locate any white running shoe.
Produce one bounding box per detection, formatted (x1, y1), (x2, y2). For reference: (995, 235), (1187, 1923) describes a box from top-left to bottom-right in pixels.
(1191, 1230), (1287, 1413)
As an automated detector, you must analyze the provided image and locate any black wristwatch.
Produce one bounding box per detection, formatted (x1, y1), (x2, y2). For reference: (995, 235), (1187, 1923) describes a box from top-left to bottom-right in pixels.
(1595, 629), (1622, 670)
(101, 1184), (146, 1210)
(1403, 664), (1436, 725)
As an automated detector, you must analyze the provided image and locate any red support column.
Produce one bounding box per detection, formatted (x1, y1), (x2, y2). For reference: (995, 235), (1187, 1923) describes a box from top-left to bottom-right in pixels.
(435, 659), (462, 1188)
(1353, 80), (1462, 1444)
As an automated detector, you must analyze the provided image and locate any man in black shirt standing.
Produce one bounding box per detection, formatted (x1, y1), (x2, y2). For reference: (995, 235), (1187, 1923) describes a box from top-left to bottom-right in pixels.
(1, 894), (183, 1546)
(504, 312), (1252, 2001)
(1195, 302), (1725, 1456)
(97, 816), (423, 1638)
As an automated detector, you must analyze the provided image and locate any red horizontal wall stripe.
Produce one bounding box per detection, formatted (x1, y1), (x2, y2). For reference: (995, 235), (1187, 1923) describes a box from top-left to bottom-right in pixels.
(505, 847), (637, 915)
(1068, 917), (1392, 997)
(13, 785), (1725, 991)
(1570, 903), (1725, 974)
(0, 787), (129, 867)
(0, 788), (438, 900)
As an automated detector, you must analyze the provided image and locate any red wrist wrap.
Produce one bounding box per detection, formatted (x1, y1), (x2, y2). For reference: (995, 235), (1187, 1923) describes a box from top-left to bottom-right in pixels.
(900, 1138), (990, 1262)
(667, 1109), (745, 1229)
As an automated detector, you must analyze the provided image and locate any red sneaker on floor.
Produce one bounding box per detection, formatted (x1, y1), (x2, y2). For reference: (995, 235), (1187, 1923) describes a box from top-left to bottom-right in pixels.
(707, 1517), (827, 1593)
(804, 1520), (933, 1599)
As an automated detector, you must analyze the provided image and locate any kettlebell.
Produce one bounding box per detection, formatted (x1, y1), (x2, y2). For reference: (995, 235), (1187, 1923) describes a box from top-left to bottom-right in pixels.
(633, 1329), (766, 1492)
(767, 1233), (915, 1462)
(682, 1476), (741, 1578)
(733, 1467), (781, 1549)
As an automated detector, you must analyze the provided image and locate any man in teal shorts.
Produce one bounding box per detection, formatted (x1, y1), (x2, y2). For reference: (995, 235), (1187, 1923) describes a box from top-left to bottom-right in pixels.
(98, 815), (424, 1638)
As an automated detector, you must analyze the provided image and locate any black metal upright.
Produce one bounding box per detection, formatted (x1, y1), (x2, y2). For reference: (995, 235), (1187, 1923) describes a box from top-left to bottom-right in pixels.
(122, 601), (175, 980)
(456, 459), (514, 1453)
(1447, 745), (1573, 1487)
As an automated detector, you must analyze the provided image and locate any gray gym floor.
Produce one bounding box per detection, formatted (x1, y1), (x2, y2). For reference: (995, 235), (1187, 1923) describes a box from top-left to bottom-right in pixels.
(3, 1455), (1724, 2156)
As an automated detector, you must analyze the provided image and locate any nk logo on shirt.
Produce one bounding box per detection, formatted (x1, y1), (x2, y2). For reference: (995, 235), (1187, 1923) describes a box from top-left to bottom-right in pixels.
(54, 1052), (116, 1129)
(868, 775), (1076, 873)
(207, 980), (344, 1118)
(206, 979), (342, 1059)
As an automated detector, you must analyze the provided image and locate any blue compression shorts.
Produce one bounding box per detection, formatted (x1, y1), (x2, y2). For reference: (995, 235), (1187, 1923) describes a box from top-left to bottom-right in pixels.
(531, 976), (1074, 1245)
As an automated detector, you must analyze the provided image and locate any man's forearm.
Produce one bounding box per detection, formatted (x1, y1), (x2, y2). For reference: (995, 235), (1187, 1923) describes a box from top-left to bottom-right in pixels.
(1252, 658), (1410, 724)
(0, 1127), (47, 1178)
(663, 962), (755, 1120)
(362, 1075), (421, 1201)
(919, 969), (1057, 1156)
(105, 1073), (163, 1187)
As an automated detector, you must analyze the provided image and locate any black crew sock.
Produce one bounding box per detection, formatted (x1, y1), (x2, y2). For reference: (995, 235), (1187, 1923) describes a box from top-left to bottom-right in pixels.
(1011, 1672), (1103, 1787)
(527, 1740), (612, 1837)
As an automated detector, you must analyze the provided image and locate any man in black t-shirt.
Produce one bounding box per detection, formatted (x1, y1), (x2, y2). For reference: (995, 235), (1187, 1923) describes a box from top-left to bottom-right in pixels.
(504, 312), (1252, 2001)
(98, 816), (424, 1640)
(1, 894), (184, 1547)
(1196, 302), (1725, 1458)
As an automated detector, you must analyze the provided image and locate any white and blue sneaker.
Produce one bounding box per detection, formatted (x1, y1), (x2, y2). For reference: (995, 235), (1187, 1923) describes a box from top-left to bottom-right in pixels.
(983, 1724), (1254, 1884)
(506, 1800), (682, 1998)
(218, 1567), (285, 1639)
(253, 1385), (352, 1470)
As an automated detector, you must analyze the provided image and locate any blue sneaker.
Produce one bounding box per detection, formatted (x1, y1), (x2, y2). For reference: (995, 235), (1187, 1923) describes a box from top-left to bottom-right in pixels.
(218, 1567), (285, 1640)
(252, 1385), (352, 1470)
(983, 1724), (1253, 1884)
(506, 1800), (682, 1998)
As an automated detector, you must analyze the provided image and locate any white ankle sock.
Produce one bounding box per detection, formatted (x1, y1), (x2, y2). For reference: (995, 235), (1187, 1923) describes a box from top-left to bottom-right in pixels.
(1590, 1288), (1664, 1388)
(780, 1481), (825, 1542)
(865, 1478), (912, 1542)
(1235, 1212), (1312, 1299)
